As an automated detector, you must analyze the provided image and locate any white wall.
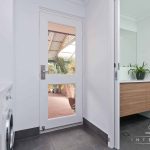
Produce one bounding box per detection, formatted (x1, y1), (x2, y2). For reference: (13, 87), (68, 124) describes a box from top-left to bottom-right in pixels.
(14, 0), (85, 131)
(0, 0), (14, 82)
(84, 0), (115, 148)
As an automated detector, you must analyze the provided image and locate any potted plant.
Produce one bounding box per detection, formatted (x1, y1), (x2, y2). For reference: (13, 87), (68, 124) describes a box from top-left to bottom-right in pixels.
(128, 62), (150, 80)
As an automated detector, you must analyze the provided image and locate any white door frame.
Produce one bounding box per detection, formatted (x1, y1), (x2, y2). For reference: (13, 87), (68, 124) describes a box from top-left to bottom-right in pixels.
(114, 0), (120, 149)
(39, 9), (83, 131)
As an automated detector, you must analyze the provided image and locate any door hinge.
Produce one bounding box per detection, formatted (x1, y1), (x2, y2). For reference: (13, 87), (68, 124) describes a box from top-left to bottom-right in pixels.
(114, 63), (120, 70)
(118, 63), (120, 70)
(115, 71), (118, 80)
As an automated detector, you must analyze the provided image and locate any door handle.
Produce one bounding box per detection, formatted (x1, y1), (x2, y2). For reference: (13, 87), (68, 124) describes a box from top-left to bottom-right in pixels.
(42, 70), (49, 73)
(41, 65), (48, 80)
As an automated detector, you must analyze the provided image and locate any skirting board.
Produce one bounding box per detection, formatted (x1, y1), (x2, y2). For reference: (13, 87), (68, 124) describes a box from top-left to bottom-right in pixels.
(15, 119), (108, 144)
(83, 118), (108, 144)
(15, 127), (40, 141)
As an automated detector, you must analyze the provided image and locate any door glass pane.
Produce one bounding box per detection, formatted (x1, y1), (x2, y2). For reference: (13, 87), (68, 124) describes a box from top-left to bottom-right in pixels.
(48, 84), (76, 119)
(48, 22), (76, 74)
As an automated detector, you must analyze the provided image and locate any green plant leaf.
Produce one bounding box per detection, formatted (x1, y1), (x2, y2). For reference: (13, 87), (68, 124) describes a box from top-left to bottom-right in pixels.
(128, 62), (150, 76)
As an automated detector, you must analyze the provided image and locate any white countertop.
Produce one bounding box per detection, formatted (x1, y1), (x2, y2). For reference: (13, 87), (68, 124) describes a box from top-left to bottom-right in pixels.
(120, 80), (150, 83)
(0, 81), (13, 93)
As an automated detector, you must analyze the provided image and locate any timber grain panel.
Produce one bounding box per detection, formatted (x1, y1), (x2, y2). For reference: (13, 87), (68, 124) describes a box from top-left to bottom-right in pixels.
(120, 83), (150, 117)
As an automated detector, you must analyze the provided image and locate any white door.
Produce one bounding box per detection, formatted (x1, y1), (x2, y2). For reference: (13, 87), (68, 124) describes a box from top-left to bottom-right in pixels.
(39, 10), (83, 130)
(114, 0), (120, 149)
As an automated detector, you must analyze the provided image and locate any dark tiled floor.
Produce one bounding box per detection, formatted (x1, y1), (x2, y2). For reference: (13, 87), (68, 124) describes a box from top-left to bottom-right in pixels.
(14, 126), (110, 150)
(14, 116), (150, 150)
(120, 114), (150, 150)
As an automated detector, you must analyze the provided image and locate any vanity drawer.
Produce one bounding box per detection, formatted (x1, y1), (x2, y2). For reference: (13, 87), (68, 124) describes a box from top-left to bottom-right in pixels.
(120, 83), (148, 117)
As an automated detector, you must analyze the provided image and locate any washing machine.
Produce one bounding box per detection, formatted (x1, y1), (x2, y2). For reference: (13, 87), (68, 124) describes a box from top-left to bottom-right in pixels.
(0, 83), (15, 150)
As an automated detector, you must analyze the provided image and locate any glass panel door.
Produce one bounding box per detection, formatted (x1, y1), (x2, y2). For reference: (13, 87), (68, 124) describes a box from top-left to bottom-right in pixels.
(40, 10), (83, 130)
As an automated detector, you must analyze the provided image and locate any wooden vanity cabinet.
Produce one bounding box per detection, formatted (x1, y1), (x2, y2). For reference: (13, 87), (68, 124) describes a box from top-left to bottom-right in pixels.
(120, 82), (150, 117)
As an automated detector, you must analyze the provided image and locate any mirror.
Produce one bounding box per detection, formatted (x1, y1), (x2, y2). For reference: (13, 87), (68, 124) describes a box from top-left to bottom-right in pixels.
(120, 29), (137, 67)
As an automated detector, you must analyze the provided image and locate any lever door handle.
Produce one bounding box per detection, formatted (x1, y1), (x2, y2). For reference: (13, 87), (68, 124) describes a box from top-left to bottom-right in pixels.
(42, 70), (49, 73)
(41, 65), (48, 80)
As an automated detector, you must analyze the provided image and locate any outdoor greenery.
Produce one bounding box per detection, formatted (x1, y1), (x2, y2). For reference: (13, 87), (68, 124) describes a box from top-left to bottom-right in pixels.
(48, 57), (75, 92)
(48, 57), (75, 74)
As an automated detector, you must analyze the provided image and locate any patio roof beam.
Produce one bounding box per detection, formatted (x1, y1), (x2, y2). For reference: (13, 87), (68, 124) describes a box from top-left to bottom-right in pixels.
(48, 30), (75, 36)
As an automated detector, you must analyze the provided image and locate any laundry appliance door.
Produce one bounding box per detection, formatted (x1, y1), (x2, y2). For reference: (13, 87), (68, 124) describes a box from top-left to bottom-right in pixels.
(6, 109), (14, 150)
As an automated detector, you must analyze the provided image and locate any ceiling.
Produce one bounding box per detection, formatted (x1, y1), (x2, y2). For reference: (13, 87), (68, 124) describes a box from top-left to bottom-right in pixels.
(48, 22), (75, 61)
(48, 31), (75, 60)
(121, 0), (150, 21)
(67, 0), (89, 5)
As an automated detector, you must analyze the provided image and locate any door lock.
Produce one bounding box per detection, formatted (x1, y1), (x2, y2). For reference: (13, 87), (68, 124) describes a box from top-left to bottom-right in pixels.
(42, 126), (45, 131)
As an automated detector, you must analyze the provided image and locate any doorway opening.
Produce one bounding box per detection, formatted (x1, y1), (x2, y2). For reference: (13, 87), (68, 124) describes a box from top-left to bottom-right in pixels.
(115, 0), (150, 149)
